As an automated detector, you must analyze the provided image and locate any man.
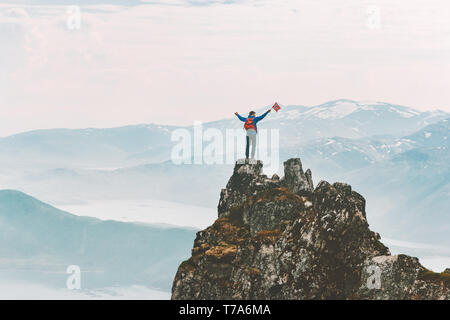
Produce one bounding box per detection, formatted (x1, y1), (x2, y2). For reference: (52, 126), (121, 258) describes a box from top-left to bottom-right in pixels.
(234, 109), (271, 159)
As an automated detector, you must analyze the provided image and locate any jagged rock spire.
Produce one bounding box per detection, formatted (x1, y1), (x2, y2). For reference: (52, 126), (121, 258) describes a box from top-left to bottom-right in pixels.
(218, 158), (314, 218)
(173, 158), (450, 300)
(281, 158), (314, 193)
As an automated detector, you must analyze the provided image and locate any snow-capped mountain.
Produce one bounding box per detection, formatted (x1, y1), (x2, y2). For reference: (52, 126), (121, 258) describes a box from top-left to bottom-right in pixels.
(301, 100), (421, 119)
(216, 99), (448, 146)
(0, 100), (447, 168)
(0, 100), (448, 248)
(405, 118), (449, 148)
(263, 99), (445, 122)
(320, 119), (450, 244)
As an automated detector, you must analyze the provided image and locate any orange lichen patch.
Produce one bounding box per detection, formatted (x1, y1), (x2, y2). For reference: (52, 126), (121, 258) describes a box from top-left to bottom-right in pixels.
(205, 243), (238, 259)
(211, 216), (240, 232)
(418, 269), (450, 287)
(249, 187), (305, 205)
(246, 267), (261, 277)
(192, 242), (211, 255)
(255, 229), (282, 243)
(209, 210), (250, 244)
(189, 242), (214, 264)
(220, 221), (240, 234)
(179, 258), (196, 273)
(212, 216), (238, 229)
(274, 189), (304, 203)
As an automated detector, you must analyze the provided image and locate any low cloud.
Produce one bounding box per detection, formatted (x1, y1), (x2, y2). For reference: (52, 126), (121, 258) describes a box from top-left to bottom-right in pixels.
(0, 280), (170, 299)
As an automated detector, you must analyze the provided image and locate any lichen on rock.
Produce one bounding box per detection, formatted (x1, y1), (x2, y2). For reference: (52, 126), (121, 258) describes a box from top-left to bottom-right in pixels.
(172, 158), (450, 300)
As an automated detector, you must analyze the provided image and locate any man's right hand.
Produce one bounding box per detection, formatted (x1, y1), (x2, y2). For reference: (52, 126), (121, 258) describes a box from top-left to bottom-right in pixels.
(235, 112), (238, 115)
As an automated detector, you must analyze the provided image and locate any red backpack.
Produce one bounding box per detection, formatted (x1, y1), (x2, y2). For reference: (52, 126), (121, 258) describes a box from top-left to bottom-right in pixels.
(244, 117), (256, 130)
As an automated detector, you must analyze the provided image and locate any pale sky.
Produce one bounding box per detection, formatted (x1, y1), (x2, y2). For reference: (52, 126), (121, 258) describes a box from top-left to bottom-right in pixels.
(1, 0), (450, 136)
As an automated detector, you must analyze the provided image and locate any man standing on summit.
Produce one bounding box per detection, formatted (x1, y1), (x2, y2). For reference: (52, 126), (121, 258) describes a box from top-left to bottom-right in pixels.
(234, 108), (271, 159)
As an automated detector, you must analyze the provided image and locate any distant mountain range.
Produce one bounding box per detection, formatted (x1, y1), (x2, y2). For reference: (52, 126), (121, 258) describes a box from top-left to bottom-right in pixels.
(208, 99), (448, 148)
(0, 99), (448, 247)
(0, 99), (447, 168)
(341, 119), (450, 244)
(289, 117), (449, 176)
(0, 190), (196, 291)
(0, 124), (176, 168)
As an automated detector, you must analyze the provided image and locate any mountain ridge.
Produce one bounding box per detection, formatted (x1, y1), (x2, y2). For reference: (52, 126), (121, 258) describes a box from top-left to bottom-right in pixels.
(171, 158), (450, 299)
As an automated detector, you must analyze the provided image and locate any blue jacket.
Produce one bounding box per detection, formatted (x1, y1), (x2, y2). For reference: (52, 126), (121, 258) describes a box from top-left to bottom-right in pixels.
(236, 110), (270, 132)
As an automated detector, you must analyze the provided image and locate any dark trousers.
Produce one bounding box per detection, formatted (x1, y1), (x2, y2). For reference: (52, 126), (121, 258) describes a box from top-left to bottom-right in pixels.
(245, 136), (250, 158)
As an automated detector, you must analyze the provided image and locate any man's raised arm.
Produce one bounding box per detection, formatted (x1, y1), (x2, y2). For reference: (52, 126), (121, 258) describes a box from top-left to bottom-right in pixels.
(255, 109), (271, 122)
(235, 112), (247, 122)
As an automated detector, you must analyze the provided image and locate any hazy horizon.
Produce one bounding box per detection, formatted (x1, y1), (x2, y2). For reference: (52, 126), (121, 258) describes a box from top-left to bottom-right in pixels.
(0, 98), (448, 138)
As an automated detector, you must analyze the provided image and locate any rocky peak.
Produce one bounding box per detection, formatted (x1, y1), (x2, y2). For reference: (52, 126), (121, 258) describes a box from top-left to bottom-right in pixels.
(172, 158), (450, 300)
(218, 158), (313, 219)
(281, 158), (314, 193)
